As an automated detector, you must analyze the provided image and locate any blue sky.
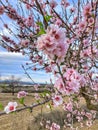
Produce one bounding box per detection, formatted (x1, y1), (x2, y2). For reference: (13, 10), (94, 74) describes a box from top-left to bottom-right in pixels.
(0, 0), (78, 83)
(0, 0), (55, 83)
(0, 46), (53, 83)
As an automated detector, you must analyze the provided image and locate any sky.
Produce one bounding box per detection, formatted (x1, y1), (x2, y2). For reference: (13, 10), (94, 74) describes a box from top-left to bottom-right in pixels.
(0, 0), (78, 83)
(0, 46), (53, 83)
(0, 0), (56, 83)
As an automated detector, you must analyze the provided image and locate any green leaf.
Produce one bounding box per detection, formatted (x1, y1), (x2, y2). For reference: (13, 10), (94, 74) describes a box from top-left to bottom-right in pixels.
(0, 103), (4, 110)
(44, 90), (51, 94)
(36, 21), (46, 35)
(40, 93), (45, 98)
(48, 103), (52, 111)
(38, 29), (45, 35)
(18, 97), (24, 105)
(36, 99), (40, 103)
(45, 15), (52, 22)
(36, 22), (43, 29)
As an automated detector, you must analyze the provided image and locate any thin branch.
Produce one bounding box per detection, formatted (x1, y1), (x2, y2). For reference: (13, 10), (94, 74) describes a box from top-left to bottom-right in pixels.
(22, 65), (36, 84)
(0, 98), (51, 116)
(35, 0), (48, 29)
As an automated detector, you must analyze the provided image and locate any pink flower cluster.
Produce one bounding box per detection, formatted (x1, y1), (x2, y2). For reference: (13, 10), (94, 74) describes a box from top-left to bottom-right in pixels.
(20, 39), (30, 48)
(37, 24), (69, 64)
(83, 3), (92, 17)
(17, 91), (28, 98)
(7, 6), (18, 20)
(25, 15), (34, 27)
(63, 102), (73, 112)
(54, 68), (85, 95)
(50, 123), (60, 130)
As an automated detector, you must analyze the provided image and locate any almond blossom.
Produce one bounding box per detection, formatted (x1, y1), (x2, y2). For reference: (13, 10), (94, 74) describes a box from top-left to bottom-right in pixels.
(63, 102), (73, 112)
(17, 91), (28, 98)
(0, 6), (4, 15)
(54, 68), (85, 95)
(52, 95), (63, 106)
(83, 3), (92, 17)
(4, 102), (18, 114)
(50, 0), (58, 8)
(50, 123), (60, 130)
(37, 24), (68, 64)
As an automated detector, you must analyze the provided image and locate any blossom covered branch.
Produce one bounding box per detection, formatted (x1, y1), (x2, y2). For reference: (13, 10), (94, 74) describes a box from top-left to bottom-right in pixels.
(0, 0), (98, 129)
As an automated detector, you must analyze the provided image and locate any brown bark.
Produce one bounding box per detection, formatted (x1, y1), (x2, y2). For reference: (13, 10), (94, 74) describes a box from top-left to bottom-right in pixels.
(81, 87), (98, 111)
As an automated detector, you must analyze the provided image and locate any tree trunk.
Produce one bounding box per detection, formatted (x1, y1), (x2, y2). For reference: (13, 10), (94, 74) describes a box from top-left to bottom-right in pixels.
(81, 87), (98, 111)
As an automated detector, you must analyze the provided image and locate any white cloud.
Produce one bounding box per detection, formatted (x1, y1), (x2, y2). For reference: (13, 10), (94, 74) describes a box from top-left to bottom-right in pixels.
(0, 51), (29, 64)
(0, 73), (52, 84)
(0, 51), (54, 84)
(0, 51), (24, 57)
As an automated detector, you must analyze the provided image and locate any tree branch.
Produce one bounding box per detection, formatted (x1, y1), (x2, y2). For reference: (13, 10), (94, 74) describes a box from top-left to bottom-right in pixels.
(0, 98), (51, 116)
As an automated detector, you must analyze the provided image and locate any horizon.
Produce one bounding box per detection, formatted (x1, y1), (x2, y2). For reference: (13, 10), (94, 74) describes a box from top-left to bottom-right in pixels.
(0, 47), (53, 84)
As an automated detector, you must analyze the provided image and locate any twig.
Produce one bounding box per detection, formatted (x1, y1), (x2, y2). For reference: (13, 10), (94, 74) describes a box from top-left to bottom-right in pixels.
(0, 98), (51, 116)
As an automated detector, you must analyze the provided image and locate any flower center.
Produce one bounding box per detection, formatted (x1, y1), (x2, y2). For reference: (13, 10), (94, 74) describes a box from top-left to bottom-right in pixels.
(9, 106), (14, 111)
(55, 97), (60, 101)
(55, 34), (60, 39)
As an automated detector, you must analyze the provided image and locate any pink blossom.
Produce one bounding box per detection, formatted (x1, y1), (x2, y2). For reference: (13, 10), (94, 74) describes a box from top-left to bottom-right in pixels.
(47, 24), (66, 43)
(83, 39), (89, 46)
(61, 0), (70, 8)
(63, 68), (83, 94)
(50, 0), (58, 8)
(80, 47), (92, 58)
(52, 95), (63, 106)
(63, 102), (73, 112)
(64, 68), (79, 81)
(50, 123), (60, 130)
(34, 93), (40, 99)
(78, 21), (86, 31)
(45, 66), (52, 73)
(73, 16), (77, 24)
(94, 94), (97, 100)
(86, 120), (92, 127)
(37, 24), (68, 64)
(83, 3), (92, 17)
(4, 102), (18, 114)
(65, 80), (80, 95)
(26, 4), (31, 10)
(55, 43), (67, 57)
(54, 69), (83, 95)
(53, 42), (68, 64)
(25, 15), (34, 27)
(0, 6), (4, 15)
(65, 38), (72, 45)
(88, 17), (94, 25)
(38, 59), (43, 65)
(7, 6), (18, 20)
(21, 39), (30, 47)
(55, 19), (62, 26)
(37, 34), (56, 51)
(17, 91), (28, 98)
(54, 78), (65, 94)
(70, 7), (75, 13)
(76, 116), (83, 122)
(85, 112), (92, 120)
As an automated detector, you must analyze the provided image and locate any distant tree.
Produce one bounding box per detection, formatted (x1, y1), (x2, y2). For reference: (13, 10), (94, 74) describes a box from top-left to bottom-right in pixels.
(9, 75), (21, 95)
